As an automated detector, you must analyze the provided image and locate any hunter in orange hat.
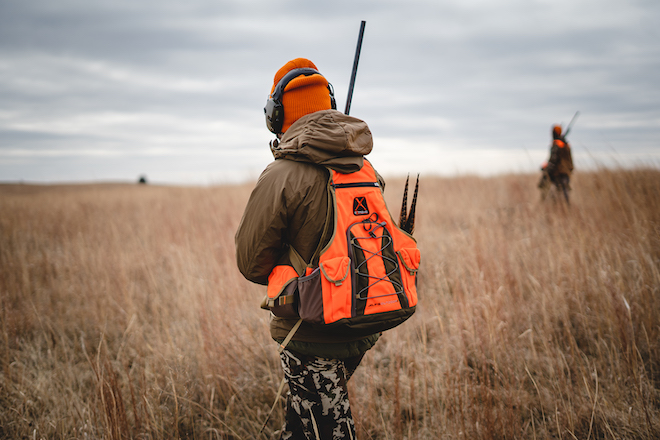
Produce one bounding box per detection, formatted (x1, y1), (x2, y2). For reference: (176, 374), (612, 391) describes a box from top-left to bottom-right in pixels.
(540, 124), (574, 203)
(237, 58), (379, 439)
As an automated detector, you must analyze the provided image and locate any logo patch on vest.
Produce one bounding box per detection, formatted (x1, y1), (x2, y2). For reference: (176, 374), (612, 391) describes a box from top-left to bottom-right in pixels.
(353, 197), (369, 215)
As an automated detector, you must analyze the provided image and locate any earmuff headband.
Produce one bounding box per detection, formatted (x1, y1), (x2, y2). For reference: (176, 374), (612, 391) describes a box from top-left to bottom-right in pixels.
(264, 68), (336, 135)
(271, 68), (321, 102)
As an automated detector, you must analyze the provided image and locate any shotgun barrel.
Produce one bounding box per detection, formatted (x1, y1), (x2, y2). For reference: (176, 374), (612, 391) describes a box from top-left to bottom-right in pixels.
(563, 111), (580, 138)
(344, 21), (366, 115)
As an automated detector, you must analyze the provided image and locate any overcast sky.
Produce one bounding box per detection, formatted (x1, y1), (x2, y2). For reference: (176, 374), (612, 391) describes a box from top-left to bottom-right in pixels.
(1, 0), (659, 184)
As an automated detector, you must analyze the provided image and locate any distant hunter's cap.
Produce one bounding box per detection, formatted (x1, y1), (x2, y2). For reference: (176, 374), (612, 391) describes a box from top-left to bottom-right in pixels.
(552, 125), (562, 137)
(270, 58), (334, 133)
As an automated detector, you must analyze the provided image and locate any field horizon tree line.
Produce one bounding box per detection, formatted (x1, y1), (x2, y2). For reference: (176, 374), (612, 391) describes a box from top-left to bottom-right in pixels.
(1, 164), (659, 439)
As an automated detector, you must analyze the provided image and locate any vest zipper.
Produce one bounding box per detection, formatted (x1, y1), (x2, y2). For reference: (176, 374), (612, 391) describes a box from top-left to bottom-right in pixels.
(332, 182), (379, 189)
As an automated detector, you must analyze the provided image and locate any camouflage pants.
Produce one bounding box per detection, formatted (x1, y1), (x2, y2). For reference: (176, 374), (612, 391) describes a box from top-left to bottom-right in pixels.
(278, 349), (364, 440)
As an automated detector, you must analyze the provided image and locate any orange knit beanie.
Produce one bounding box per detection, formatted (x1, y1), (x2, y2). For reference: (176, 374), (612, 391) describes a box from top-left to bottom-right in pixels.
(552, 125), (562, 137)
(270, 58), (334, 133)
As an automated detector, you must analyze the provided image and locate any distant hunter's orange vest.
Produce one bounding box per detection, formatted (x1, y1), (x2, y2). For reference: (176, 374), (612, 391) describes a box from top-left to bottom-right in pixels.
(265, 160), (420, 336)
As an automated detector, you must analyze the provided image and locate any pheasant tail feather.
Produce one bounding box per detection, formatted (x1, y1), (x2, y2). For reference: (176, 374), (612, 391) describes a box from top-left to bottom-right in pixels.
(399, 174), (409, 229)
(403, 174), (419, 234)
(399, 174), (419, 235)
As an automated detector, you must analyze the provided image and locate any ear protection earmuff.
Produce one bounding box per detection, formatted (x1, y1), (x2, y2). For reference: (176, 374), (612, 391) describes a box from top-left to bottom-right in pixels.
(264, 67), (337, 135)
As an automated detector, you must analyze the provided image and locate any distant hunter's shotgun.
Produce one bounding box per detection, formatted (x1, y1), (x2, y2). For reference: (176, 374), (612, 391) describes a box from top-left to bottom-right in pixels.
(563, 111), (580, 138)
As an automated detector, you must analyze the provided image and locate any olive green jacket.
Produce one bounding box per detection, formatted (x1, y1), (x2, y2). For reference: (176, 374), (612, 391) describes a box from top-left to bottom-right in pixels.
(235, 110), (381, 355)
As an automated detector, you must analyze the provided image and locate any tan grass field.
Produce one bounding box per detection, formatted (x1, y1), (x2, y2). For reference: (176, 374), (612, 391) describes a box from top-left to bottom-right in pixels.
(1, 167), (659, 439)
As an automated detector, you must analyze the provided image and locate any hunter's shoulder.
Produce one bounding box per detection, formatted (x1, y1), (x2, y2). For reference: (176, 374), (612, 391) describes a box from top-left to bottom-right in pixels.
(265, 159), (329, 181)
(258, 159), (329, 196)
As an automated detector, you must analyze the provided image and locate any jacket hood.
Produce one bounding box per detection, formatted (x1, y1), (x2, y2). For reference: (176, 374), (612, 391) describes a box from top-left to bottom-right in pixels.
(270, 109), (373, 173)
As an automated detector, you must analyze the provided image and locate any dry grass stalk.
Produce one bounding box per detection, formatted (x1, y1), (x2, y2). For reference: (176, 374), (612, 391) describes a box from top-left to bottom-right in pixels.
(1, 168), (658, 439)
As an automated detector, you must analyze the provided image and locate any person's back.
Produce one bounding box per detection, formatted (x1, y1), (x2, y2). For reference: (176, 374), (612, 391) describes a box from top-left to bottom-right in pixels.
(547, 124), (574, 178)
(544, 124), (574, 202)
(235, 58), (381, 439)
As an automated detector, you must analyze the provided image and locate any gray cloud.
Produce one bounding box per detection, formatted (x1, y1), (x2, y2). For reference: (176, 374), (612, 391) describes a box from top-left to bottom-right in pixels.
(1, 0), (658, 183)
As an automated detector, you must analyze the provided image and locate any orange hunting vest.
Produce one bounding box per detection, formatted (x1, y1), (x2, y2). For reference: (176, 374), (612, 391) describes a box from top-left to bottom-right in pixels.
(265, 160), (420, 336)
